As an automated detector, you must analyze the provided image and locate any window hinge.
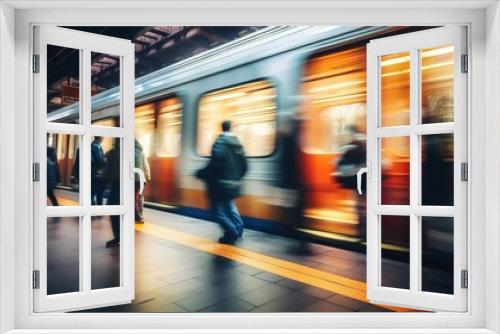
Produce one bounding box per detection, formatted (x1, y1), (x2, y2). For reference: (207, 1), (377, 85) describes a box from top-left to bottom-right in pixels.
(33, 162), (40, 182)
(461, 162), (468, 181)
(32, 270), (40, 289)
(461, 269), (468, 289)
(32, 54), (40, 73)
(461, 54), (468, 73)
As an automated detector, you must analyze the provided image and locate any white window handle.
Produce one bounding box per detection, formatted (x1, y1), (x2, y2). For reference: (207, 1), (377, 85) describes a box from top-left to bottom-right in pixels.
(134, 167), (145, 195)
(357, 167), (368, 195)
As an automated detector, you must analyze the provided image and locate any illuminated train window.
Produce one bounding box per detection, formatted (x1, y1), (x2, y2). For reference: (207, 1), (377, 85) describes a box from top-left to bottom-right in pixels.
(156, 97), (183, 158)
(91, 118), (117, 153)
(301, 46), (367, 153)
(197, 80), (277, 157)
(135, 103), (156, 158)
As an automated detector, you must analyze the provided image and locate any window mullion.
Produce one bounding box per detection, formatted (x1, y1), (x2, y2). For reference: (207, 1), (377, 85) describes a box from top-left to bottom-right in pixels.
(81, 49), (92, 293)
(409, 48), (420, 292)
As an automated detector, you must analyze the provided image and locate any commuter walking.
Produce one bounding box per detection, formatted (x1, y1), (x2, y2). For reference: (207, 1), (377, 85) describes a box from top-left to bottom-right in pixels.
(71, 149), (79, 185)
(104, 139), (121, 247)
(47, 146), (60, 206)
(276, 114), (310, 254)
(196, 120), (248, 244)
(134, 139), (151, 223)
(91, 136), (107, 205)
(334, 125), (367, 241)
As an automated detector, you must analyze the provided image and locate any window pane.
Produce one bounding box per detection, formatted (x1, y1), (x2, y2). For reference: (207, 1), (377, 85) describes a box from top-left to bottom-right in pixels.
(421, 216), (454, 294)
(47, 134), (80, 206)
(381, 52), (410, 127)
(47, 216), (80, 295)
(197, 81), (276, 157)
(381, 215), (410, 290)
(91, 137), (121, 206)
(47, 45), (80, 124)
(156, 97), (183, 157)
(91, 52), (121, 127)
(91, 215), (121, 290)
(135, 103), (156, 158)
(381, 136), (410, 205)
(421, 45), (454, 124)
(421, 134), (454, 206)
(301, 46), (367, 153)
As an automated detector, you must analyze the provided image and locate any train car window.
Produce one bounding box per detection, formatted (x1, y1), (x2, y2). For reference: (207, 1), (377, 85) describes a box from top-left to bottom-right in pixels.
(301, 46), (367, 153)
(197, 80), (277, 157)
(56, 133), (68, 161)
(135, 103), (156, 158)
(68, 134), (76, 159)
(91, 119), (116, 153)
(156, 97), (183, 158)
(47, 133), (56, 148)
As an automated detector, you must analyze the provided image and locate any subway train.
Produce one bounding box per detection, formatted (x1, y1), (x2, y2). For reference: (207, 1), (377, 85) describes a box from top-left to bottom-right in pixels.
(48, 26), (454, 259)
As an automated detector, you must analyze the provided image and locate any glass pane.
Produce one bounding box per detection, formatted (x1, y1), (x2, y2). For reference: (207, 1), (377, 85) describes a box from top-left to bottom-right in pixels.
(156, 97), (183, 157)
(421, 134), (454, 206)
(47, 216), (80, 295)
(197, 80), (276, 157)
(47, 45), (80, 124)
(91, 52), (121, 127)
(380, 52), (410, 127)
(381, 215), (410, 289)
(91, 215), (121, 290)
(91, 137), (121, 206)
(301, 46), (367, 153)
(421, 45), (454, 124)
(421, 216), (454, 294)
(381, 136), (410, 205)
(135, 103), (156, 158)
(47, 134), (80, 206)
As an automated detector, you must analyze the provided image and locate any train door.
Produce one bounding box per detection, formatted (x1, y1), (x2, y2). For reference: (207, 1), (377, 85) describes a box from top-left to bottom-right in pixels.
(33, 26), (136, 312)
(364, 26), (467, 311)
(155, 97), (184, 204)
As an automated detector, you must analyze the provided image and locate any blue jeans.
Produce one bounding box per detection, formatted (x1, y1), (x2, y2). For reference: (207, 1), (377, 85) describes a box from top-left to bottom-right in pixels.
(210, 199), (244, 239)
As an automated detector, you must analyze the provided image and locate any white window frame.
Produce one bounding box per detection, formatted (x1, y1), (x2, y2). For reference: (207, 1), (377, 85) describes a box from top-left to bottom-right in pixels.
(0, 1), (498, 333)
(366, 26), (468, 312)
(33, 26), (136, 313)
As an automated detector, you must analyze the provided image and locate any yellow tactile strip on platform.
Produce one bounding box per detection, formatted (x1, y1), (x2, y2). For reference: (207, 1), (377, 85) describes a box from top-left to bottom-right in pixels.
(136, 222), (413, 312)
(51, 193), (414, 312)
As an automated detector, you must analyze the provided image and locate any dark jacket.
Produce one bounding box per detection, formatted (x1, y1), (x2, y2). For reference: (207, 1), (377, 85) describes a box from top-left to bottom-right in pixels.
(276, 120), (301, 190)
(91, 140), (106, 178)
(71, 149), (80, 181)
(104, 140), (121, 182)
(196, 133), (248, 200)
(47, 147), (60, 190)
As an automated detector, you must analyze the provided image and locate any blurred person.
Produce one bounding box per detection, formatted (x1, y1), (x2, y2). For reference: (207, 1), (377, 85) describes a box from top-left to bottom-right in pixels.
(422, 95), (453, 206)
(134, 139), (151, 224)
(104, 139), (121, 247)
(334, 125), (367, 241)
(71, 149), (79, 185)
(47, 146), (60, 206)
(196, 120), (248, 244)
(276, 113), (310, 254)
(91, 136), (107, 205)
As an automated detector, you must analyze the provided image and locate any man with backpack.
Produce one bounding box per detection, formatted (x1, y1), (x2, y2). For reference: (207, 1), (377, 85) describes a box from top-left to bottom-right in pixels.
(196, 120), (248, 244)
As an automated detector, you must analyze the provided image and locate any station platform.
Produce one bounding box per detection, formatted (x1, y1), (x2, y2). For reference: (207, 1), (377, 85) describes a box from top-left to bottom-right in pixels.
(48, 189), (412, 313)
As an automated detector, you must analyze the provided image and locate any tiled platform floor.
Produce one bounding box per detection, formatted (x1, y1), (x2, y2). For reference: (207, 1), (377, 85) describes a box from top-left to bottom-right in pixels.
(47, 189), (423, 313)
(84, 209), (392, 313)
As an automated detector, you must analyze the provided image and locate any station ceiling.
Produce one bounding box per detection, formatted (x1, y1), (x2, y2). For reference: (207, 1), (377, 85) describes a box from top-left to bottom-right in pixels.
(47, 26), (263, 112)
